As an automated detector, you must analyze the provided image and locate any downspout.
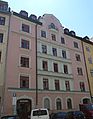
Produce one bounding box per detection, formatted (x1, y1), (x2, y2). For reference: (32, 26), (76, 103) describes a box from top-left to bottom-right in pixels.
(81, 40), (92, 102)
(35, 24), (38, 107)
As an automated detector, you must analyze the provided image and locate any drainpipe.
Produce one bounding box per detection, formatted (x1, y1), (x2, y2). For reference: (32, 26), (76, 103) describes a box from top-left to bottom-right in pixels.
(81, 41), (92, 102)
(35, 24), (38, 107)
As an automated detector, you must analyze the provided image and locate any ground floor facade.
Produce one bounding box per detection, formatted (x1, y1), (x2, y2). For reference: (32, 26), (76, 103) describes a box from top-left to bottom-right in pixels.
(1, 88), (91, 117)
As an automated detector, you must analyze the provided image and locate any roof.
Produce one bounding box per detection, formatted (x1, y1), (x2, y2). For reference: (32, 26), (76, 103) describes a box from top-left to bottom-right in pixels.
(13, 11), (42, 25)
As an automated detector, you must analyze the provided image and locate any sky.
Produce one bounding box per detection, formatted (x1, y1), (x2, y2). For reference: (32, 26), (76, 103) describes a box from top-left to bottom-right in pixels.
(5, 0), (93, 38)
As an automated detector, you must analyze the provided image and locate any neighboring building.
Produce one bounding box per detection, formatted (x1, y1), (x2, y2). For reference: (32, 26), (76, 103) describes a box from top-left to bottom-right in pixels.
(37, 14), (91, 112)
(0, 0), (10, 114)
(82, 37), (93, 102)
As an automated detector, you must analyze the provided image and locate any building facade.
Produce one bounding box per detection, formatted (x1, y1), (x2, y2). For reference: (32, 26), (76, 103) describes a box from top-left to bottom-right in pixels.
(0, 1), (10, 114)
(2, 10), (42, 116)
(0, 0), (93, 117)
(37, 14), (91, 113)
(82, 37), (93, 101)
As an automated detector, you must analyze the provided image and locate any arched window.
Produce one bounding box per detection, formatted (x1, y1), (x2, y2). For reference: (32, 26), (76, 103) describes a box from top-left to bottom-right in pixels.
(67, 98), (72, 109)
(44, 98), (50, 110)
(83, 98), (90, 104)
(51, 23), (55, 29)
(56, 98), (62, 110)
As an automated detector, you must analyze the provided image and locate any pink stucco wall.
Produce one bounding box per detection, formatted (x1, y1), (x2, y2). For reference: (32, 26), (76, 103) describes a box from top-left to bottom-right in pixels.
(3, 15), (37, 114)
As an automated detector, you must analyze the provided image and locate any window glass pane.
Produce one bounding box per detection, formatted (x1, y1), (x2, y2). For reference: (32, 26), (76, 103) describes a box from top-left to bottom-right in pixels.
(52, 48), (57, 56)
(20, 76), (29, 88)
(51, 34), (56, 41)
(86, 46), (90, 52)
(42, 45), (47, 54)
(90, 70), (93, 76)
(64, 65), (68, 74)
(80, 82), (85, 91)
(44, 98), (50, 110)
(62, 50), (66, 58)
(61, 37), (65, 44)
(20, 57), (29, 68)
(22, 24), (29, 33)
(77, 67), (83, 75)
(21, 39), (29, 49)
(43, 78), (49, 90)
(41, 30), (46, 38)
(42, 61), (48, 71)
(0, 33), (3, 43)
(74, 42), (78, 48)
(65, 81), (70, 91)
(67, 98), (72, 109)
(55, 80), (60, 90)
(56, 98), (62, 110)
(0, 51), (1, 62)
(54, 63), (58, 72)
(76, 54), (81, 61)
(0, 16), (5, 25)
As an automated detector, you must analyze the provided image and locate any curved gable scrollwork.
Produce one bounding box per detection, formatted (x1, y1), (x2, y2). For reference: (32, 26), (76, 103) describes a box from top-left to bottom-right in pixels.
(39, 14), (64, 32)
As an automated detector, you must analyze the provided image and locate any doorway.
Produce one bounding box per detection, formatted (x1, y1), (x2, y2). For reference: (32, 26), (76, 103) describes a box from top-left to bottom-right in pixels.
(16, 99), (31, 119)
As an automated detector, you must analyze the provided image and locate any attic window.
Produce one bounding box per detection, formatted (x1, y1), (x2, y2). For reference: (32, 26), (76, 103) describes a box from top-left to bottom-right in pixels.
(48, 23), (58, 31)
(51, 23), (55, 29)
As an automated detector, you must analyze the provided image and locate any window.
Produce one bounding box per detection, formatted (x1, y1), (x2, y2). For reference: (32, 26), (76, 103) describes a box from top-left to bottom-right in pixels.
(52, 48), (57, 56)
(67, 98), (72, 109)
(77, 67), (83, 75)
(21, 39), (29, 49)
(86, 46), (90, 52)
(0, 16), (5, 25)
(0, 33), (3, 43)
(44, 98), (50, 110)
(88, 57), (92, 64)
(80, 82), (85, 91)
(43, 78), (49, 90)
(62, 50), (66, 58)
(90, 70), (93, 77)
(22, 24), (30, 33)
(56, 98), (62, 110)
(0, 97), (1, 105)
(0, 51), (1, 62)
(20, 76), (29, 88)
(50, 23), (55, 29)
(75, 54), (81, 61)
(51, 34), (56, 41)
(0, 4), (8, 11)
(42, 45), (47, 54)
(42, 61), (48, 71)
(65, 81), (70, 91)
(20, 57), (29, 68)
(74, 42), (78, 48)
(53, 63), (58, 72)
(55, 80), (60, 90)
(61, 37), (65, 44)
(63, 65), (68, 74)
(41, 30), (46, 38)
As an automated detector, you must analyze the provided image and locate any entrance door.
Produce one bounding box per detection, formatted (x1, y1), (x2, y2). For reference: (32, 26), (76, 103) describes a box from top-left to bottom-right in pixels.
(17, 99), (31, 119)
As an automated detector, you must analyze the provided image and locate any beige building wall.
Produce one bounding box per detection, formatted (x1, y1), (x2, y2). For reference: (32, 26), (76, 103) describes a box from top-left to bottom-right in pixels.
(82, 40), (93, 99)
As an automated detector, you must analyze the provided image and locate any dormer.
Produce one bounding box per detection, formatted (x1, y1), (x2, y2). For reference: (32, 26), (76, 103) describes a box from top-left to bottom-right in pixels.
(29, 14), (37, 20)
(64, 28), (69, 34)
(0, 1), (8, 11)
(83, 36), (89, 40)
(69, 31), (76, 36)
(19, 10), (28, 17)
